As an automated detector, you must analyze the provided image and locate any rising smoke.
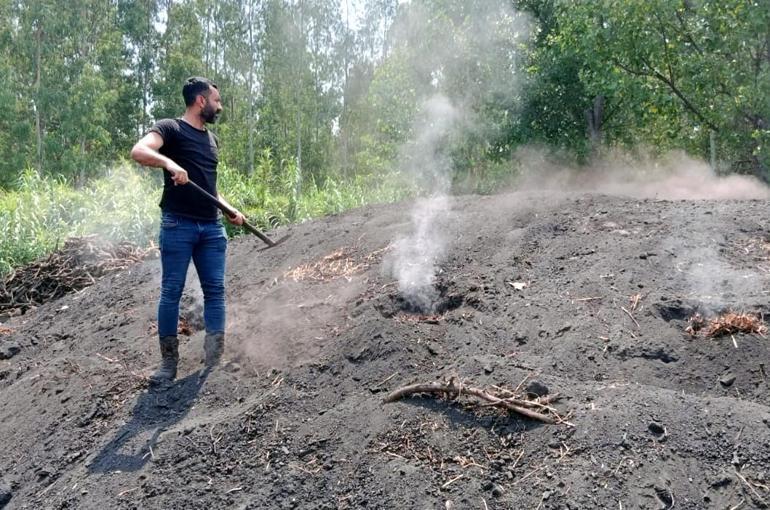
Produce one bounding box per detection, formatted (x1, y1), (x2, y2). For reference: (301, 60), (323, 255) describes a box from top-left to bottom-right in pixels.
(387, 95), (457, 312)
(385, 1), (532, 311)
(512, 147), (770, 200)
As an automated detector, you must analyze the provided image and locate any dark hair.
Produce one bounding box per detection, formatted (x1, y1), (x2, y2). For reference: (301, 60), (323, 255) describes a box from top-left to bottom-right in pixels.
(182, 77), (218, 107)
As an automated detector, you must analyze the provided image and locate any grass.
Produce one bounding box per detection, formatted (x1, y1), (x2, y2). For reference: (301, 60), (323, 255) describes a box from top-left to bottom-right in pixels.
(0, 163), (415, 276)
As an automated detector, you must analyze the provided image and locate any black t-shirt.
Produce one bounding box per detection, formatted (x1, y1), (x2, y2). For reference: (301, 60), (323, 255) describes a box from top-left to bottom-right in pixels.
(149, 118), (220, 221)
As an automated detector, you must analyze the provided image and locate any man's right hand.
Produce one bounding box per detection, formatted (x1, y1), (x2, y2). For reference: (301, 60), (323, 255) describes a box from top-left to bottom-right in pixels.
(166, 162), (189, 185)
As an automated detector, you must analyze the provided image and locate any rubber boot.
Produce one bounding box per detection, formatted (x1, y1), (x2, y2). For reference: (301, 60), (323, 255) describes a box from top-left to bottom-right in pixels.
(204, 332), (225, 368)
(150, 335), (179, 385)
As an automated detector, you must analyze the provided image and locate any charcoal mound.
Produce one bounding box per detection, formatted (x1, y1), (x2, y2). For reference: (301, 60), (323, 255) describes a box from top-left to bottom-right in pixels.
(1, 191), (770, 509)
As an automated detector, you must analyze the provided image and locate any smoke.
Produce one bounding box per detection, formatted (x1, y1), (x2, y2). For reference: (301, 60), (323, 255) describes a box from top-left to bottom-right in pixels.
(385, 1), (533, 311)
(513, 147), (770, 200)
(657, 240), (766, 315)
(385, 95), (458, 311)
(511, 146), (770, 314)
(225, 275), (367, 369)
(388, 194), (450, 312)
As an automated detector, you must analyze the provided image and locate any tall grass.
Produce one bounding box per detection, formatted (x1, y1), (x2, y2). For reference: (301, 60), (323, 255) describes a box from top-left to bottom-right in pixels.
(0, 163), (415, 275)
(0, 166), (159, 275)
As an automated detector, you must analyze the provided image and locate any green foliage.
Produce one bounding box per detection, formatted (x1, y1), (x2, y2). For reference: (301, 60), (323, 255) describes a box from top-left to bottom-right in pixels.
(217, 160), (414, 236)
(0, 166), (158, 275)
(0, 160), (415, 275)
(551, 0), (770, 173)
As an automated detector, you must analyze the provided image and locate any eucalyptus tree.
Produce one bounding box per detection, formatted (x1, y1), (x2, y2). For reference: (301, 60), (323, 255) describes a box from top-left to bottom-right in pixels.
(117, 0), (161, 137)
(151, 0), (205, 120)
(256, 0), (344, 197)
(4, 0), (129, 183)
(345, 0), (532, 186)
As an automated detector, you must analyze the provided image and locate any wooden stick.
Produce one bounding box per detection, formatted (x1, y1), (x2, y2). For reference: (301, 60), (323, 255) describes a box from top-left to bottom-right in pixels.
(441, 474), (464, 489)
(734, 468), (768, 506)
(620, 306), (640, 329)
(384, 379), (562, 425)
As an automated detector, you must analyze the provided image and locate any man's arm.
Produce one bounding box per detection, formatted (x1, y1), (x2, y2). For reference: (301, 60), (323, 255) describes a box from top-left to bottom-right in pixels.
(130, 132), (189, 185)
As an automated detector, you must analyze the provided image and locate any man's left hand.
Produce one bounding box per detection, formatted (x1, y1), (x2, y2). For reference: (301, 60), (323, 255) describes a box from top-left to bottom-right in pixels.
(226, 210), (245, 226)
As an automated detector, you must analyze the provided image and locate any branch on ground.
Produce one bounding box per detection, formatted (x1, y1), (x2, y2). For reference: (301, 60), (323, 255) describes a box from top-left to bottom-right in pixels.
(384, 376), (572, 426)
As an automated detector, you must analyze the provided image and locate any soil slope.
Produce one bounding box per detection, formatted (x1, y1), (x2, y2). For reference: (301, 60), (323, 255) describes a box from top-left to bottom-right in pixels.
(2, 191), (770, 509)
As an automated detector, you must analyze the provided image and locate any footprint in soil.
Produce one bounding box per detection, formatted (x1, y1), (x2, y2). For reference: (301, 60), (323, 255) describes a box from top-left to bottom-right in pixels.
(616, 346), (679, 364)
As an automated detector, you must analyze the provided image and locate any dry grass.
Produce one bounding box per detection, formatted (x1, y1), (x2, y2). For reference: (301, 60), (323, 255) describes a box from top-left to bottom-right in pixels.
(735, 237), (770, 258)
(395, 312), (443, 324)
(284, 245), (390, 283)
(178, 318), (193, 336)
(705, 311), (767, 338)
(0, 235), (156, 314)
(686, 311), (767, 338)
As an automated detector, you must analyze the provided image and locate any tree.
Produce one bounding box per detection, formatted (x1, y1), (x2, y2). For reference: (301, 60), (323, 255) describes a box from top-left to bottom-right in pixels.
(151, 1), (205, 120)
(556, 0), (770, 175)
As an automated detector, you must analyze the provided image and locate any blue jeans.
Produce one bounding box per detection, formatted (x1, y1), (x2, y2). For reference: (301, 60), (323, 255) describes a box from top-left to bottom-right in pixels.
(158, 212), (227, 337)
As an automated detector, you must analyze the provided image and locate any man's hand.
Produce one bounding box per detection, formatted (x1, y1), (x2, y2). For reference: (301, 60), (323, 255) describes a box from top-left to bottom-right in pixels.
(226, 210), (245, 226)
(166, 161), (189, 185)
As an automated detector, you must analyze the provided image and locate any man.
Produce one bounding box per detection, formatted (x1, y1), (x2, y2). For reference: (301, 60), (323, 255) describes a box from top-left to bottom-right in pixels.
(130, 76), (245, 385)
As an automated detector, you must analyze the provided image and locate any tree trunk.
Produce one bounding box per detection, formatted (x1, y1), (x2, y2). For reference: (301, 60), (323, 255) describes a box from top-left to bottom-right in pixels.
(34, 24), (43, 174)
(78, 138), (86, 187)
(246, 0), (255, 176)
(295, 2), (303, 198)
(585, 95), (604, 154)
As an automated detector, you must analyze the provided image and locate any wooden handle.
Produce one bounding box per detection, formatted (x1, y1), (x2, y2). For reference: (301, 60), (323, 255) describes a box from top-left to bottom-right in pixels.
(184, 180), (277, 247)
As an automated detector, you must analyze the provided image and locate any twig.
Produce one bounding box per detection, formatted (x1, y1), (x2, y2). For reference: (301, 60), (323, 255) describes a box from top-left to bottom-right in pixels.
(513, 464), (546, 486)
(209, 425), (223, 454)
(441, 474), (464, 489)
(620, 306), (640, 329)
(734, 468), (768, 506)
(374, 372), (399, 388)
(512, 449), (525, 469)
(117, 487), (140, 497)
(612, 457), (627, 476)
(96, 352), (119, 364)
(38, 479), (59, 497)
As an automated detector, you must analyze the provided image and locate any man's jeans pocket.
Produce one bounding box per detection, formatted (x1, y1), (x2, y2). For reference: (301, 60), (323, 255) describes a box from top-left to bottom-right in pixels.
(160, 213), (179, 229)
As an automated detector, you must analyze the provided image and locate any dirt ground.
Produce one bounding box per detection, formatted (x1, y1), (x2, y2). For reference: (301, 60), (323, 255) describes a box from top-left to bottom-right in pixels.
(2, 190), (770, 509)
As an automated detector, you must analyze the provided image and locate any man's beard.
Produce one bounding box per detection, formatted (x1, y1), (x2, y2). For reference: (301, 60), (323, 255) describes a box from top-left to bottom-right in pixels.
(202, 101), (220, 123)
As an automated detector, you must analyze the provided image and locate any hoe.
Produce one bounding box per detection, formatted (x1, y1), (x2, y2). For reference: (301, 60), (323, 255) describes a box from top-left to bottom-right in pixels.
(186, 180), (288, 248)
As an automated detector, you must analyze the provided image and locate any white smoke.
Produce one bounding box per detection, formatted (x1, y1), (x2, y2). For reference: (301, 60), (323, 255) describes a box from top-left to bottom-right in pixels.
(387, 95), (458, 311)
(390, 194), (450, 311)
(513, 147), (770, 200)
(385, 2), (532, 311)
